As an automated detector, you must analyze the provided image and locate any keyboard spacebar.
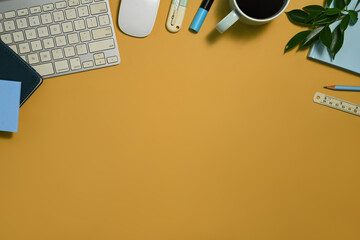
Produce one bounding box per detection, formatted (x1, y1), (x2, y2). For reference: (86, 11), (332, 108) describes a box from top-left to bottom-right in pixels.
(33, 63), (54, 76)
(89, 39), (115, 53)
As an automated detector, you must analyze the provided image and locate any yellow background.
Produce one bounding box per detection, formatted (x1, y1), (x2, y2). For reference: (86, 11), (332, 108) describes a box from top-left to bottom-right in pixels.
(1, 0), (360, 239)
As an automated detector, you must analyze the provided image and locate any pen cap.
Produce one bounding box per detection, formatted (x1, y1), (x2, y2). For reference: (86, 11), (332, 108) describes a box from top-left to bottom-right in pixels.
(200, 0), (214, 10)
(189, 8), (208, 33)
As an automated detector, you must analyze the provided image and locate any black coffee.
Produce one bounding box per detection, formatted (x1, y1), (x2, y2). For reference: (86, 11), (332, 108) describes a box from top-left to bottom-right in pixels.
(236, 0), (285, 19)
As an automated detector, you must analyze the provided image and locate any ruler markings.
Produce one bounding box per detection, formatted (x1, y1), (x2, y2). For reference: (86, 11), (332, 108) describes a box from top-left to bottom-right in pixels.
(313, 92), (360, 117)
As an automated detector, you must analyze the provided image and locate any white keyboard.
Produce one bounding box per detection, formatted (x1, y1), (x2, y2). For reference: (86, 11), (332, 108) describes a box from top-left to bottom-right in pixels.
(0, 0), (120, 78)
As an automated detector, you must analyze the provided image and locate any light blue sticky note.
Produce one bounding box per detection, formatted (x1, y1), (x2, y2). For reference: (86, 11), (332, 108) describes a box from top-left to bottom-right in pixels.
(308, 1), (360, 75)
(0, 80), (21, 133)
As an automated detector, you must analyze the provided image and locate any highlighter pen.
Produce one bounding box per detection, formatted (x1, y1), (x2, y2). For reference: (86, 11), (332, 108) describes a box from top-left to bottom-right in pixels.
(167, 0), (189, 32)
(190, 0), (214, 33)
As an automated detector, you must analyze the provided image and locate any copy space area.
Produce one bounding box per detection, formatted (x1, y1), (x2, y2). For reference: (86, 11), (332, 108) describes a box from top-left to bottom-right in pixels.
(0, 0), (359, 239)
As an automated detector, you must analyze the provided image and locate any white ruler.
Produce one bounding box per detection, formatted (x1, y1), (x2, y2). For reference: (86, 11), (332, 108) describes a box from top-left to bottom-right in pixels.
(313, 92), (360, 116)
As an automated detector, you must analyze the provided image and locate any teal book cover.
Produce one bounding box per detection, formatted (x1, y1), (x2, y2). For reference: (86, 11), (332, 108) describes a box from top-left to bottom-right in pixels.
(308, 1), (360, 75)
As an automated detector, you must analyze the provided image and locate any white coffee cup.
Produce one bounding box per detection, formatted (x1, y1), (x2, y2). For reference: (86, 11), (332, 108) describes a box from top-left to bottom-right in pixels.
(216, 0), (290, 33)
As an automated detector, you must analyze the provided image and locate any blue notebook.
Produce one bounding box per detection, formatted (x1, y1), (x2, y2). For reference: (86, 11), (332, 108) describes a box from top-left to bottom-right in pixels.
(0, 80), (21, 132)
(308, 2), (360, 75)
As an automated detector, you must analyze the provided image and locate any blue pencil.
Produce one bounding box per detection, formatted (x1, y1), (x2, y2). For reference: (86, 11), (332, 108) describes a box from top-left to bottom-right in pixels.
(324, 85), (360, 92)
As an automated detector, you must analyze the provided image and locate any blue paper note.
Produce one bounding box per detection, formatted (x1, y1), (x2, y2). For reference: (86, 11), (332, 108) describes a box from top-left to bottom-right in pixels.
(308, 1), (360, 75)
(0, 80), (21, 133)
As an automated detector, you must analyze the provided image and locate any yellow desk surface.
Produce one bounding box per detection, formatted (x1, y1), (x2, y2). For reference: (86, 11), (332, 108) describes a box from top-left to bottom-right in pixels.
(1, 0), (360, 239)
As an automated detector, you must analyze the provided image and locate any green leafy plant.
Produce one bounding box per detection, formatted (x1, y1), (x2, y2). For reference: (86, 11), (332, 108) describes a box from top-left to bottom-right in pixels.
(284, 0), (360, 59)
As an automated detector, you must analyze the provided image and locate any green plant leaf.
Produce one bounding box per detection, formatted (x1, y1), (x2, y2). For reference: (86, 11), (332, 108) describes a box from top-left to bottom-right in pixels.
(313, 14), (339, 25)
(305, 11), (323, 23)
(334, 0), (345, 9)
(326, 0), (334, 8)
(348, 10), (358, 24)
(325, 8), (342, 15)
(300, 26), (325, 48)
(303, 5), (325, 13)
(344, 0), (351, 6)
(284, 31), (312, 53)
(319, 26), (332, 48)
(329, 25), (344, 59)
(356, 0), (360, 9)
(286, 10), (309, 25)
(340, 14), (350, 31)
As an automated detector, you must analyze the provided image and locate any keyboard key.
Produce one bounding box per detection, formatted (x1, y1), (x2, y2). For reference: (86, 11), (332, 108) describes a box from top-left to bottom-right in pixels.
(20, 55), (28, 62)
(28, 53), (40, 64)
(95, 58), (105, 66)
(30, 6), (42, 14)
(64, 46), (76, 57)
(37, 27), (49, 37)
(65, 9), (77, 20)
(62, 22), (73, 33)
(50, 24), (62, 35)
(55, 36), (67, 47)
(40, 51), (52, 62)
(33, 63), (55, 76)
(67, 33), (79, 44)
(88, 38), (114, 53)
(19, 42), (31, 54)
(92, 26), (112, 40)
(13, 31), (25, 42)
(55, 60), (69, 73)
(93, 52), (104, 60)
(0, 23), (3, 33)
(1, 34), (12, 44)
(29, 16), (41, 27)
(76, 44), (88, 55)
(41, 13), (53, 24)
(53, 11), (65, 22)
(80, 31), (91, 42)
(17, 9), (29, 17)
(99, 15), (110, 26)
(78, 6), (90, 17)
(16, 18), (28, 29)
(74, 19), (85, 30)
(86, 17), (98, 28)
(4, 11), (16, 19)
(25, 29), (37, 40)
(43, 4), (55, 12)
(70, 57), (81, 70)
(69, 0), (80, 7)
(82, 0), (93, 4)
(4, 20), (16, 32)
(43, 38), (55, 49)
(52, 49), (64, 59)
(56, 1), (67, 9)
(90, 3), (107, 15)
(0, 13), (3, 21)
(9, 45), (18, 54)
(83, 60), (94, 68)
(31, 40), (43, 51)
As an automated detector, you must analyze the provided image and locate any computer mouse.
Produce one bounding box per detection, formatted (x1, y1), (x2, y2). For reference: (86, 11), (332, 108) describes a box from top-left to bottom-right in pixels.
(119, 0), (160, 38)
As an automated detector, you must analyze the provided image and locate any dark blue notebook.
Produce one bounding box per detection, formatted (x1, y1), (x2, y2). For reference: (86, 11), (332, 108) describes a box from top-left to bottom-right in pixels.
(0, 39), (42, 106)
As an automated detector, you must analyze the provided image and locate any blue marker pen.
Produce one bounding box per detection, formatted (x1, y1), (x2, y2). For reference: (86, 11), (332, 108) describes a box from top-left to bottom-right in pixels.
(190, 0), (214, 33)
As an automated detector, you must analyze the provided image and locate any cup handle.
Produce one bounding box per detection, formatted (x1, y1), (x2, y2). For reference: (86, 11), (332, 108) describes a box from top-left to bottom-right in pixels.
(216, 10), (240, 34)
